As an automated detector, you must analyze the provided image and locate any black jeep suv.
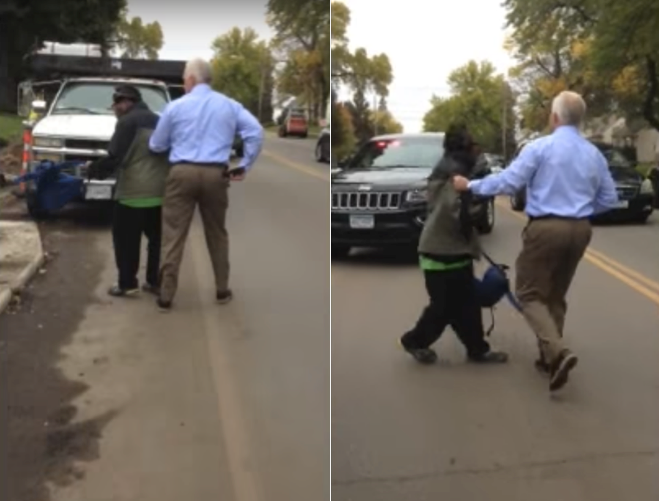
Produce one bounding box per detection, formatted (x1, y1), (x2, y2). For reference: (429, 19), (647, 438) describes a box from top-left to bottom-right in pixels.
(331, 133), (496, 257)
(509, 141), (655, 222)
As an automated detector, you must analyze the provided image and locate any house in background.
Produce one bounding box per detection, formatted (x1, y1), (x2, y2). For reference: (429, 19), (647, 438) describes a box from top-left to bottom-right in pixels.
(583, 115), (659, 163)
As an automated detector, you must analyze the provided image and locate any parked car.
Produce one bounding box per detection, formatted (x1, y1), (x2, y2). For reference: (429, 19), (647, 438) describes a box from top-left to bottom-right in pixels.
(278, 108), (308, 138)
(649, 165), (659, 208)
(315, 128), (330, 163)
(509, 140), (655, 223)
(482, 153), (505, 174)
(331, 133), (496, 257)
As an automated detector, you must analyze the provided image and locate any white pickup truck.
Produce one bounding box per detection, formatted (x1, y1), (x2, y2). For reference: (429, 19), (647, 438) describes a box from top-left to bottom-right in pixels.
(21, 77), (175, 216)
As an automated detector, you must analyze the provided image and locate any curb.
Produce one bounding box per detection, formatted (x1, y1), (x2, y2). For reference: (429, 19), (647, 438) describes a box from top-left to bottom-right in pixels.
(0, 228), (45, 315)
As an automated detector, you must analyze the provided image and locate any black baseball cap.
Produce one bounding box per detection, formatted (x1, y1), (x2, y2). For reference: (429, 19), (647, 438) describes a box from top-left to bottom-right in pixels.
(112, 85), (142, 104)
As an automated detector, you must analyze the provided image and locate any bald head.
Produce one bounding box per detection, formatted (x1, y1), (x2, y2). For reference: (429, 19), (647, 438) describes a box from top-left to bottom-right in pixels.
(183, 58), (212, 93)
(551, 91), (587, 128)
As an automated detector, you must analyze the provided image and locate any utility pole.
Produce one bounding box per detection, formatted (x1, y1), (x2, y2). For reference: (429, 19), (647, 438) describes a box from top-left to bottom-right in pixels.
(501, 79), (508, 160)
(372, 93), (378, 136)
(257, 61), (266, 123)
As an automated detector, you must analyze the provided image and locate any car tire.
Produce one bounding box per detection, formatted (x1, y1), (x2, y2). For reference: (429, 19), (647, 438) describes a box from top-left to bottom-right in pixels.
(475, 199), (495, 234)
(301, 132), (308, 139)
(332, 245), (351, 259)
(315, 137), (330, 163)
(633, 213), (651, 224)
(510, 192), (525, 211)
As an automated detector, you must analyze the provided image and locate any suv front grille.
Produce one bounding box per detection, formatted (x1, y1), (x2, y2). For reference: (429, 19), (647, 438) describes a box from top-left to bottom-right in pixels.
(332, 191), (402, 211)
(64, 139), (109, 151)
(617, 186), (638, 200)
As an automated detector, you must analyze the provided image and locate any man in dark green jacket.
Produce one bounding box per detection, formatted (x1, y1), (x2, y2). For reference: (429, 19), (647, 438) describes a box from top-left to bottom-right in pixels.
(400, 123), (508, 365)
(88, 85), (170, 297)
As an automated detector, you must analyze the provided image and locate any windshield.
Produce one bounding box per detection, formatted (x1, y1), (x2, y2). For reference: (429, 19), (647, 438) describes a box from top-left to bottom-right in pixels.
(52, 82), (169, 115)
(595, 144), (634, 168)
(347, 136), (445, 169)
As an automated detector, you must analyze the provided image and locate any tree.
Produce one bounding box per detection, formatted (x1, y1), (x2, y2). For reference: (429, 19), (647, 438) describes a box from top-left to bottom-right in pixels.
(0, 0), (126, 112)
(210, 27), (274, 123)
(115, 14), (164, 60)
(332, 102), (357, 159)
(503, 0), (610, 133)
(343, 47), (394, 143)
(267, 0), (330, 123)
(422, 60), (516, 155)
(330, 1), (352, 79)
(372, 110), (403, 135)
(587, 0), (659, 130)
(503, 0), (659, 133)
(345, 88), (373, 143)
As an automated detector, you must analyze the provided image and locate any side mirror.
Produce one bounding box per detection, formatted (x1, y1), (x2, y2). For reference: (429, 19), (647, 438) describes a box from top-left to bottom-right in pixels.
(31, 100), (47, 113)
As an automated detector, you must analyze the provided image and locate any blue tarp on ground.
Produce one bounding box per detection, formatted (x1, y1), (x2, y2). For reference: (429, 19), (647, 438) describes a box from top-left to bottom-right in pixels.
(14, 161), (85, 212)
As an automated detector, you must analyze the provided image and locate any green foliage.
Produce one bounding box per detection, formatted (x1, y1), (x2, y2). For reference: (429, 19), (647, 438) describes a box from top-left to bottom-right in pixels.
(372, 110), (403, 135)
(0, 0), (126, 111)
(345, 88), (373, 143)
(0, 113), (22, 143)
(267, 0), (330, 123)
(116, 14), (164, 60)
(504, 0), (659, 132)
(423, 61), (516, 155)
(332, 102), (357, 159)
(210, 27), (273, 122)
(330, 1), (351, 81)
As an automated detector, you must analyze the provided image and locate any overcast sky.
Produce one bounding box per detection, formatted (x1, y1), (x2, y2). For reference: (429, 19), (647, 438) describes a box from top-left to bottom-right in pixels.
(125, 0), (274, 61)
(342, 0), (514, 132)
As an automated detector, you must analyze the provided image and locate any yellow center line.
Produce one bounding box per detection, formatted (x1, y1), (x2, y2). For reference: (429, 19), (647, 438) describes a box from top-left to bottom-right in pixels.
(261, 150), (330, 182)
(495, 199), (659, 307)
(586, 247), (659, 293)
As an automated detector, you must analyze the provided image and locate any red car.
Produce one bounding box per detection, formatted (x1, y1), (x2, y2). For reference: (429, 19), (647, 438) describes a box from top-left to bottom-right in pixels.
(278, 108), (308, 138)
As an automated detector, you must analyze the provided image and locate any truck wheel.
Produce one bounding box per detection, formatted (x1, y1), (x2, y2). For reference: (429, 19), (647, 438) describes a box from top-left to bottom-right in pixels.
(475, 199), (495, 234)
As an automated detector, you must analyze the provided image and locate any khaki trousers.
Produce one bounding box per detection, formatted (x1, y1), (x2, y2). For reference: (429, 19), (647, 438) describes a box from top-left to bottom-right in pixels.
(159, 163), (230, 303)
(515, 218), (592, 364)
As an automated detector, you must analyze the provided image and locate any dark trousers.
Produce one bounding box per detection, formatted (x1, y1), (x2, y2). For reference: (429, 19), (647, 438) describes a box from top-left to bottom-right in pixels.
(112, 202), (162, 290)
(401, 264), (490, 358)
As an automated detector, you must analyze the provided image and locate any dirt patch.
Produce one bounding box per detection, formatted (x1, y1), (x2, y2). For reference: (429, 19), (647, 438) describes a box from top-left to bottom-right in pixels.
(0, 204), (113, 501)
(0, 143), (22, 176)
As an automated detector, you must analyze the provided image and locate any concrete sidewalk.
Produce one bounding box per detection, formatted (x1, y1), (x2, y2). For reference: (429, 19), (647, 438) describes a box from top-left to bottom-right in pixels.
(0, 219), (44, 313)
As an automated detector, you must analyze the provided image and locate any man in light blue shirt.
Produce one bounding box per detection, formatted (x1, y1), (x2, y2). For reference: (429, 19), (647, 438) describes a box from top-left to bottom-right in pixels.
(149, 57), (264, 311)
(453, 91), (618, 392)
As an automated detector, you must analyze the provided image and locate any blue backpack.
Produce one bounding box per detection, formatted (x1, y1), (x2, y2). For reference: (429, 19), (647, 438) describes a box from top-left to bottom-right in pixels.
(473, 251), (523, 336)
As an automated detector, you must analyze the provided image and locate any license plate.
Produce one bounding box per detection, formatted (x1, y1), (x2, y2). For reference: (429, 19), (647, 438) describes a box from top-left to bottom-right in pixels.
(350, 215), (374, 229)
(614, 200), (629, 209)
(85, 184), (113, 200)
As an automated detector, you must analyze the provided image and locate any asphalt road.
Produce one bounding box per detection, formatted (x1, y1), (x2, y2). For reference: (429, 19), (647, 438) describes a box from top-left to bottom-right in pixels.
(331, 202), (659, 501)
(0, 134), (330, 501)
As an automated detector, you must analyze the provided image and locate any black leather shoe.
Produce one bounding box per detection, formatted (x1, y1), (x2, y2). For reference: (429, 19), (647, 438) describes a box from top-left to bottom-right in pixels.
(549, 350), (578, 391)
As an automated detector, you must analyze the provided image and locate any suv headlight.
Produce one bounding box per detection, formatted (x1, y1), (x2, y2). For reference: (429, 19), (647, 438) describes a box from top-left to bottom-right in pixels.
(406, 188), (428, 203)
(33, 137), (63, 148)
(640, 179), (654, 194)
